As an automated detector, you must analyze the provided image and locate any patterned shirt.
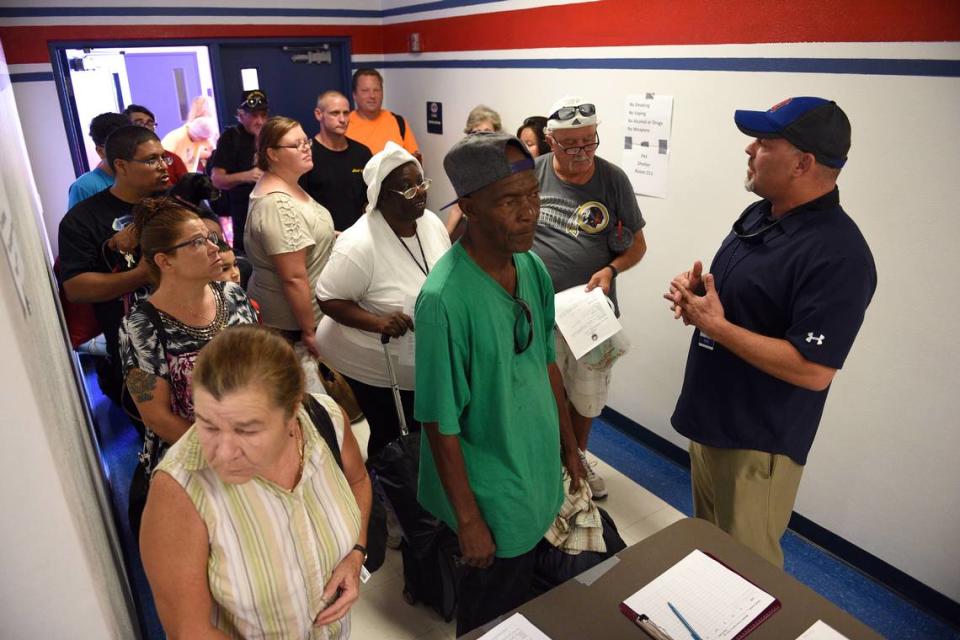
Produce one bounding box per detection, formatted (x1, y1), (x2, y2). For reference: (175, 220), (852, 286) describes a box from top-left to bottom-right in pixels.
(156, 395), (361, 639)
(119, 281), (257, 464)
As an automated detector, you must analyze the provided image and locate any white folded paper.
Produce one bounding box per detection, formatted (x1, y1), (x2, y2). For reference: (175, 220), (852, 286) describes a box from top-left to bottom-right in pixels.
(554, 285), (622, 360)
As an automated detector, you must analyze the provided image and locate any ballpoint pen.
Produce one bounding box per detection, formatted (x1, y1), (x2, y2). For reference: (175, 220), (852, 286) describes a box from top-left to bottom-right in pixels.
(667, 601), (704, 640)
(632, 613), (676, 640)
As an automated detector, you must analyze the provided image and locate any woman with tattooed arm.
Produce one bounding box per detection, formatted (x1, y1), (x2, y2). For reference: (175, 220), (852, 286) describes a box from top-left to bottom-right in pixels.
(118, 196), (258, 536)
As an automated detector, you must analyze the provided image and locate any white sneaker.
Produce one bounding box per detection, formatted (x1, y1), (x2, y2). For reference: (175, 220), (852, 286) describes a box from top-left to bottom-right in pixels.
(578, 449), (607, 499)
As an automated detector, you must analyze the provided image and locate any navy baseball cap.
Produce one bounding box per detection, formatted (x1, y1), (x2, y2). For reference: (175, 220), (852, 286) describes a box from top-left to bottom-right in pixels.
(734, 97), (850, 168)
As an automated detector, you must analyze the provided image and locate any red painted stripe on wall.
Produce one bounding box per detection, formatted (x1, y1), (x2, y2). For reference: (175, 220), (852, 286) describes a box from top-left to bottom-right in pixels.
(0, 24), (383, 65)
(2, 0), (958, 65)
(381, 0), (960, 53)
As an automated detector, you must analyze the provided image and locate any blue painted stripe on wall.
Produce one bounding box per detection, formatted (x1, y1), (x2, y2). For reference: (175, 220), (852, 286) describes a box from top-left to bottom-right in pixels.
(0, 0), (507, 19)
(365, 56), (960, 77)
(9, 72), (55, 82)
(0, 6), (381, 18)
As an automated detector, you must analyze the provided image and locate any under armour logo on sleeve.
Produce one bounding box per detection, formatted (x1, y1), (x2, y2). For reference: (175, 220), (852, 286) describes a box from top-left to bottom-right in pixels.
(805, 332), (825, 345)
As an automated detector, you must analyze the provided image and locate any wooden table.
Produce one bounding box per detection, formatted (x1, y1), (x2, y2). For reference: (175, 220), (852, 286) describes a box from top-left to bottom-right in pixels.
(462, 517), (882, 639)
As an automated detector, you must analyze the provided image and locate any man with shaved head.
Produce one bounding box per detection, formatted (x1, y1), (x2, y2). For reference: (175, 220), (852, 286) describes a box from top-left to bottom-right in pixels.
(300, 90), (373, 231)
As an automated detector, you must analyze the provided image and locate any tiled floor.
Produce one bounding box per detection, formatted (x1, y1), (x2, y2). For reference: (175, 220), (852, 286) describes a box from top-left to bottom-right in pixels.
(347, 449), (684, 640)
(82, 357), (957, 639)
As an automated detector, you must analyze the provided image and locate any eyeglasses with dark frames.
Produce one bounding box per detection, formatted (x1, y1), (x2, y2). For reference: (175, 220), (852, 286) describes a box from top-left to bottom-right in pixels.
(553, 132), (600, 156)
(387, 178), (432, 200)
(513, 296), (534, 354)
(272, 139), (312, 152)
(162, 232), (221, 253)
(548, 103), (596, 122)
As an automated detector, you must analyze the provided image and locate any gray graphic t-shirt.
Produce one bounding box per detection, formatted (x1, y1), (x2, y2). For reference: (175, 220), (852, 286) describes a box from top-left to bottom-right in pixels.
(532, 153), (645, 311)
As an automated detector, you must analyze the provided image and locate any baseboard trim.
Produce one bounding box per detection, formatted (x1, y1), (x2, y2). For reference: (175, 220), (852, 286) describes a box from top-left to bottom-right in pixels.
(599, 407), (960, 629)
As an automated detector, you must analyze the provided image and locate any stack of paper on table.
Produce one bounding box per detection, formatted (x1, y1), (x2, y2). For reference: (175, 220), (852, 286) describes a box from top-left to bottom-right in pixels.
(620, 549), (779, 640)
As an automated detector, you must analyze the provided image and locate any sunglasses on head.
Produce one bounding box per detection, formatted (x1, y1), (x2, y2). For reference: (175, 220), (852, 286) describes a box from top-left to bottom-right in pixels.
(549, 103), (596, 121)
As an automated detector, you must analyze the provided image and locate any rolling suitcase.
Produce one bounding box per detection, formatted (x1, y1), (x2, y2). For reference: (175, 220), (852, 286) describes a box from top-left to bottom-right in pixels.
(366, 334), (464, 621)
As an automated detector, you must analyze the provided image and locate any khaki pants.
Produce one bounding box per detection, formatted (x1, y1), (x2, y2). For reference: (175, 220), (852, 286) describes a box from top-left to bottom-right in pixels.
(689, 441), (804, 568)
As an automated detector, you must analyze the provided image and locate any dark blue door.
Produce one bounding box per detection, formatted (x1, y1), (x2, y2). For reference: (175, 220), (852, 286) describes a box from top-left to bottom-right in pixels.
(125, 52), (202, 140)
(214, 40), (351, 137)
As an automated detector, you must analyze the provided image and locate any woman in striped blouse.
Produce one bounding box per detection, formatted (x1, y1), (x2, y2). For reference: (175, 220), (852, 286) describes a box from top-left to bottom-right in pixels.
(140, 325), (371, 639)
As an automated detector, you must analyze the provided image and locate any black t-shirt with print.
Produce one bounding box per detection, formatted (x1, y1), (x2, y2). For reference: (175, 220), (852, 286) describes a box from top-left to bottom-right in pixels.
(208, 124), (256, 250)
(298, 137), (373, 231)
(58, 188), (144, 362)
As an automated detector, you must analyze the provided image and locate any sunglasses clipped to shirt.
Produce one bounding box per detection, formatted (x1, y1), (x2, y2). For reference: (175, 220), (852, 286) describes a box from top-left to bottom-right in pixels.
(513, 296), (534, 354)
(548, 103), (596, 122)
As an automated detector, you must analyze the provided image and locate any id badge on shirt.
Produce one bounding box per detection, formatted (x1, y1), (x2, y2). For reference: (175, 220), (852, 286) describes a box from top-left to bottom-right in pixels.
(697, 330), (715, 351)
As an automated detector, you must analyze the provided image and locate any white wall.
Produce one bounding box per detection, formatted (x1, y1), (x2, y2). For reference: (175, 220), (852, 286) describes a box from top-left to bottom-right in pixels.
(385, 41), (960, 602)
(10, 74), (73, 259)
(1, 46), (136, 638)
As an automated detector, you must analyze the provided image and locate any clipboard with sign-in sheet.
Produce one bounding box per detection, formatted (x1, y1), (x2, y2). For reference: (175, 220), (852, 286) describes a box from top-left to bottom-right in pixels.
(619, 549), (781, 640)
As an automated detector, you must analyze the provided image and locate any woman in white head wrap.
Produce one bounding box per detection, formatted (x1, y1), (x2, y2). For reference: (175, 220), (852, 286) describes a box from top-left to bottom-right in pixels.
(315, 142), (451, 458)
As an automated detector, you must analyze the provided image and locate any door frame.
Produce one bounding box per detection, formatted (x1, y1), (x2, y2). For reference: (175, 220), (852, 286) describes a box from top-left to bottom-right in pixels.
(49, 36), (355, 179)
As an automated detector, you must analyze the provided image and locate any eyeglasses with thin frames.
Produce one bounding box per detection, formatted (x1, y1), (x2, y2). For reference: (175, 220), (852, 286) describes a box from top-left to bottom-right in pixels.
(513, 296), (534, 354)
(553, 132), (600, 156)
(127, 155), (172, 169)
(272, 139), (312, 152)
(387, 178), (432, 200)
(161, 232), (221, 253)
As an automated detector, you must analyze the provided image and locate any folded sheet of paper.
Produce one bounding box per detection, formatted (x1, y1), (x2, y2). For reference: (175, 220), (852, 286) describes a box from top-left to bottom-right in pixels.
(621, 549), (776, 640)
(796, 620), (850, 640)
(477, 613), (552, 640)
(554, 285), (622, 359)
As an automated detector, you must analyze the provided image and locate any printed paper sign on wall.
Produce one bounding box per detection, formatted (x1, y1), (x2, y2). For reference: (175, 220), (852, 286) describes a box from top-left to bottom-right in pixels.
(623, 94), (674, 199)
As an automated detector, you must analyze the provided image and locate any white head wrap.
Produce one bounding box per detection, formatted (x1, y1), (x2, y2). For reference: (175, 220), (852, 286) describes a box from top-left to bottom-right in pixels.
(362, 141), (422, 214)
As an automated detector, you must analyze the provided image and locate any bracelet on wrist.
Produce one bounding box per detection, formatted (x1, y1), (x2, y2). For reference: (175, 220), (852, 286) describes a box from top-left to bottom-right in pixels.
(605, 263), (619, 278)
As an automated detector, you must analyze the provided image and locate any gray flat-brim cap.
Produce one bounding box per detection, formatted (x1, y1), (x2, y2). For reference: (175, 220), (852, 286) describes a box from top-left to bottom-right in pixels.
(443, 131), (534, 203)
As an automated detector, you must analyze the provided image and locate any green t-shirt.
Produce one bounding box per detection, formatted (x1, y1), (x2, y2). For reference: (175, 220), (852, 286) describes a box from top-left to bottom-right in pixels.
(414, 242), (563, 558)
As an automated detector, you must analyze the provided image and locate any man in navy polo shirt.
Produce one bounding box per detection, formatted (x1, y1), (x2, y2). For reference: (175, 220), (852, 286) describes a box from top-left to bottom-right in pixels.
(666, 97), (876, 567)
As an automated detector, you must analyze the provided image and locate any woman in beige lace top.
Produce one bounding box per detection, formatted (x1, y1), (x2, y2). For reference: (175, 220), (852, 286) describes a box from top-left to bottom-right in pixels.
(244, 116), (335, 358)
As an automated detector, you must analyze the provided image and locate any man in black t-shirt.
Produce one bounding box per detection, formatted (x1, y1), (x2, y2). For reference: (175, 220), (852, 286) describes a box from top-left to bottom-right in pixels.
(299, 90), (372, 231)
(59, 125), (171, 403)
(666, 98), (876, 568)
(208, 90), (269, 253)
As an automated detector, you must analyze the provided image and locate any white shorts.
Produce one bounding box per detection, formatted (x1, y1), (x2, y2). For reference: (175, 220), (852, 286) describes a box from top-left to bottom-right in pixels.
(554, 328), (612, 419)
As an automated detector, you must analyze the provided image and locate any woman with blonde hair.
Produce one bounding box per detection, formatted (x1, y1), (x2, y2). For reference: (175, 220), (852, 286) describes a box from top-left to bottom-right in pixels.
(141, 325), (372, 639)
(245, 116), (335, 359)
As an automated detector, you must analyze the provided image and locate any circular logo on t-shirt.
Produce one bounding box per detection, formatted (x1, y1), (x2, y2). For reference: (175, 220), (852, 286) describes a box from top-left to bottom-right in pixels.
(576, 201), (610, 234)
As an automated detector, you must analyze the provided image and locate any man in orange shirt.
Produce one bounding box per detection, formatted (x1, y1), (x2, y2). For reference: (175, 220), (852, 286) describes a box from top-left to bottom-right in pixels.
(348, 68), (421, 163)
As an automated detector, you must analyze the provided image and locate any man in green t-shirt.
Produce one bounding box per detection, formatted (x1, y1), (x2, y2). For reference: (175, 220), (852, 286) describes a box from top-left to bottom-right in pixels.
(415, 132), (584, 636)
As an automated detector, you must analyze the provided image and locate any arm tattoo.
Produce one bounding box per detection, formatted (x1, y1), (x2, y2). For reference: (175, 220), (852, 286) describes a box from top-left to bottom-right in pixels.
(127, 368), (158, 403)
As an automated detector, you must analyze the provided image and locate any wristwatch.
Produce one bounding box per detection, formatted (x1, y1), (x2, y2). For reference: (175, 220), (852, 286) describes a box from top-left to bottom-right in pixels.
(605, 263), (619, 278)
(352, 544), (368, 563)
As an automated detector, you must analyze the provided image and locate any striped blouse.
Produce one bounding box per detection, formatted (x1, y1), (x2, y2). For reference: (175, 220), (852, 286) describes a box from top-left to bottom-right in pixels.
(157, 394), (361, 639)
